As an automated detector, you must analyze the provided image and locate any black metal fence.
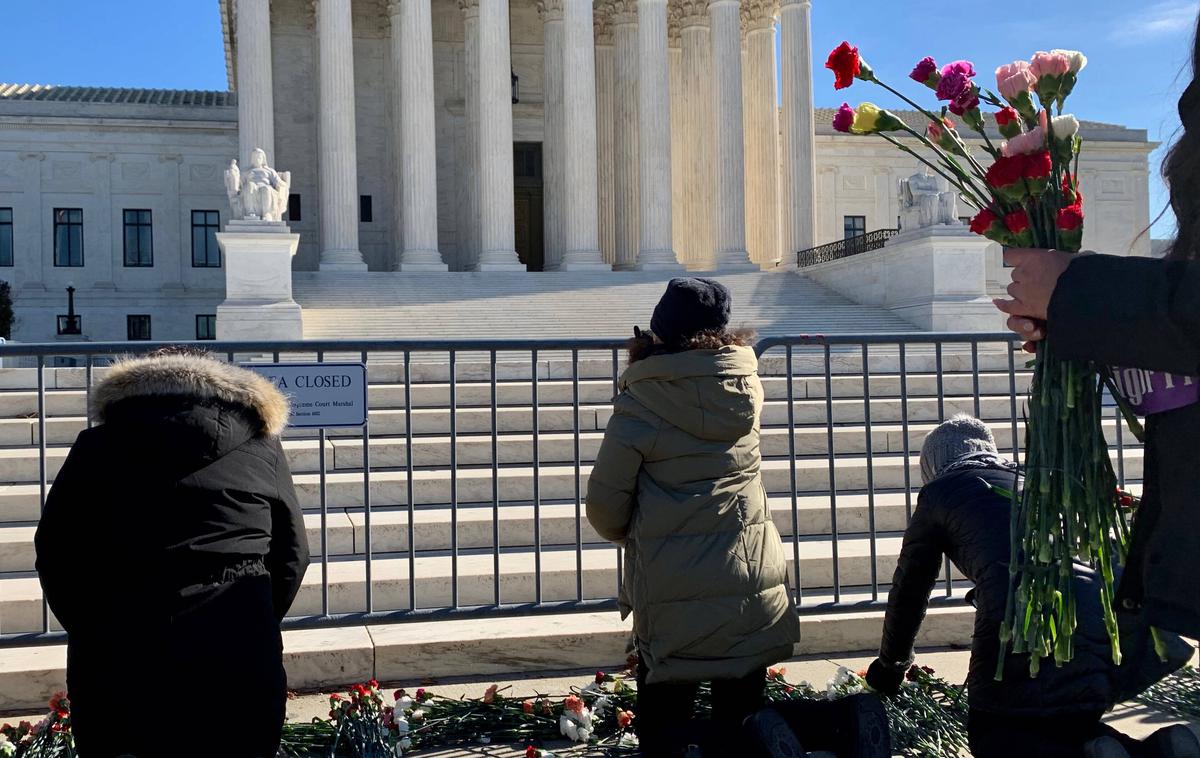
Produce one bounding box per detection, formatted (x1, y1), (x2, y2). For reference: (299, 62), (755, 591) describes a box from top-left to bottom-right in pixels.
(796, 229), (900, 268)
(0, 334), (1141, 647)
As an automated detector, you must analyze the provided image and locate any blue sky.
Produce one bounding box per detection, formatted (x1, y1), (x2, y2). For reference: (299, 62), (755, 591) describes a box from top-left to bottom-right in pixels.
(0, 0), (1194, 238)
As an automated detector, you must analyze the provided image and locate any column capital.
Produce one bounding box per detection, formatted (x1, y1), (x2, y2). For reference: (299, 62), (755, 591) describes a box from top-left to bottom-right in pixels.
(741, 0), (778, 31)
(668, 1), (682, 45)
(594, 4), (613, 44)
(608, 0), (637, 25)
(537, 0), (564, 22)
(457, 0), (480, 17)
(677, 0), (708, 27)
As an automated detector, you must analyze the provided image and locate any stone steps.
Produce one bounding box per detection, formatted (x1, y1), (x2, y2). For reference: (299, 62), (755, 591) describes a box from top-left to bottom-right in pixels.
(0, 531), (973, 634)
(0, 605), (978, 712)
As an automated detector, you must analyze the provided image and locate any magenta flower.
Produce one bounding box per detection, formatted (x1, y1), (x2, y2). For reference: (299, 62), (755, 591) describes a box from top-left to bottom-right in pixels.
(949, 89), (980, 117)
(909, 57), (939, 86)
(832, 103), (856, 133)
(936, 71), (972, 103)
(941, 60), (976, 79)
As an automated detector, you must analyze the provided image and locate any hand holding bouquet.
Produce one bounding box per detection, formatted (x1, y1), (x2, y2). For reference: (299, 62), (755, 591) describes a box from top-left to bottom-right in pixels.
(826, 43), (1140, 677)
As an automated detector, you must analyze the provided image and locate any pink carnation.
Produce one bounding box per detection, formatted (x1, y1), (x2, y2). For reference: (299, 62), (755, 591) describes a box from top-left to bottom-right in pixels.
(995, 61), (1037, 101)
(1001, 126), (1046, 157)
(832, 103), (855, 133)
(1030, 51), (1070, 79)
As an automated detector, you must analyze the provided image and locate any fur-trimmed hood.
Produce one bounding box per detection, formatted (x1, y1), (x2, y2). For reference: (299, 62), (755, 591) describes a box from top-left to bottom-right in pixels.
(91, 354), (290, 437)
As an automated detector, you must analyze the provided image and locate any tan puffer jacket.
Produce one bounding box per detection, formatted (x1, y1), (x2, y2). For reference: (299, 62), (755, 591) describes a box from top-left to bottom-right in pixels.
(586, 345), (800, 684)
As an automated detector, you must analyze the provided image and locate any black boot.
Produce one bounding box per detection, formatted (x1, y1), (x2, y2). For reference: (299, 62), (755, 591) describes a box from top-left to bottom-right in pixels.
(767, 694), (891, 758)
(742, 707), (807, 758)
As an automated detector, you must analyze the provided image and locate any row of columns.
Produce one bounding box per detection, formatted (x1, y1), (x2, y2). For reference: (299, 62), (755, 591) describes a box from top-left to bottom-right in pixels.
(233, 0), (816, 272)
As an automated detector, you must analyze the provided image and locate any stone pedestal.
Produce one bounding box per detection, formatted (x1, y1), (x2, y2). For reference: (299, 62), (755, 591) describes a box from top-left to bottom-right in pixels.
(216, 220), (303, 341)
(802, 226), (1001, 331)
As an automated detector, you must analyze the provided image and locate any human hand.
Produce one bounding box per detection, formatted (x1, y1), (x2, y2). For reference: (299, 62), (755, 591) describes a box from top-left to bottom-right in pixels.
(992, 248), (1075, 351)
(865, 658), (906, 696)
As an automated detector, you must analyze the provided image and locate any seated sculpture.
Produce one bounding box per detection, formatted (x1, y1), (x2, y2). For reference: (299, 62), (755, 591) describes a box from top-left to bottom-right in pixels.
(899, 168), (958, 230)
(224, 148), (291, 222)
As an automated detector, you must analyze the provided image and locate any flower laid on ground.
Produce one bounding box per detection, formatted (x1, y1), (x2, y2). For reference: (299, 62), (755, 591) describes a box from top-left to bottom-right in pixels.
(825, 40), (1138, 680)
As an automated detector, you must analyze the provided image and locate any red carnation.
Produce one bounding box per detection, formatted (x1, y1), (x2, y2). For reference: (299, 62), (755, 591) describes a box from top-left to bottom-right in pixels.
(1023, 151), (1052, 180)
(596, 671), (607, 684)
(526, 747), (539, 758)
(826, 42), (862, 90)
(368, 679), (379, 689)
(523, 700), (534, 714)
(969, 208), (999, 236)
(1005, 210), (1031, 234)
(995, 107), (1019, 127)
(985, 154), (1027, 188)
(1058, 203), (1084, 231)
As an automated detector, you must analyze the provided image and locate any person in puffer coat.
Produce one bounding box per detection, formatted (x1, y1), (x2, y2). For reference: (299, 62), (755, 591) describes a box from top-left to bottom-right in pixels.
(865, 415), (1194, 758)
(586, 278), (801, 755)
(34, 348), (309, 758)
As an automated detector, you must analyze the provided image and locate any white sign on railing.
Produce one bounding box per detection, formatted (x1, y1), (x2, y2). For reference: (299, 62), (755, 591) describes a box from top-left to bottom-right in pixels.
(245, 362), (367, 428)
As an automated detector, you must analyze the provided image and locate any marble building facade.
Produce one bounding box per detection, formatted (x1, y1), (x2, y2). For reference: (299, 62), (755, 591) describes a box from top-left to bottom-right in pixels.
(0, 0), (1155, 342)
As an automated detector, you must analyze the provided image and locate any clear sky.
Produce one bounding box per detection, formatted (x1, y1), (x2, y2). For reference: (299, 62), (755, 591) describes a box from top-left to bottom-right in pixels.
(0, 0), (1193, 239)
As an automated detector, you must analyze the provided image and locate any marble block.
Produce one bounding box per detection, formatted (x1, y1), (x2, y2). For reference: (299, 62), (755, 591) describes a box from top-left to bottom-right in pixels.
(216, 223), (304, 341)
(803, 225), (1002, 332)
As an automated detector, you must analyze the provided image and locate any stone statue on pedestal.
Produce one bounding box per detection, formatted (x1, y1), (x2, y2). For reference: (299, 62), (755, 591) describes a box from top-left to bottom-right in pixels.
(899, 167), (959, 230)
(224, 148), (291, 222)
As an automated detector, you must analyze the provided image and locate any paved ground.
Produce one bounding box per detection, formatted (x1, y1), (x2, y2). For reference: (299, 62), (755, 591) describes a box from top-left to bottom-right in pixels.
(4, 647), (1195, 756)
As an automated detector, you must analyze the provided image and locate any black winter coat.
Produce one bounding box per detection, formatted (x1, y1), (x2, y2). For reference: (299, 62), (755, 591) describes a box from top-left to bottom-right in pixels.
(878, 465), (1184, 715)
(1049, 254), (1200, 639)
(34, 355), (308, 758)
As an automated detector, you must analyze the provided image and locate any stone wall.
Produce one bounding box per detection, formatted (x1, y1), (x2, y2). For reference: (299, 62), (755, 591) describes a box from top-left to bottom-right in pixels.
(0, 98), (236, 342)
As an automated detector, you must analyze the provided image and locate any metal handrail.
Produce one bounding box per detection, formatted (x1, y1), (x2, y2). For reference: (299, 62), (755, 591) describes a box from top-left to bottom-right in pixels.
(796, 228), (900, 268)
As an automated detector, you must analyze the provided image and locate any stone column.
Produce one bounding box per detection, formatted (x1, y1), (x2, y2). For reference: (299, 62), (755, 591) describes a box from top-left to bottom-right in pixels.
(237, 0), (276, 166)
(780, 0), (816, 259)
(611, 1), (639, 269)
(539, 0), (565, 269)
(557, 0), (609, 270)
(594, 7), (617, 265)
(390, 0), (447, 270)
(668, 13), (686, 264)
(708, 0), (754, 269)
(743, 0), (780, 267)
(315, 0), (367, 270)
(475, 0), (523, 270)
(635, 0), (682, 270)
(459, 0), (481, 268)
(678, 1), (714, 269)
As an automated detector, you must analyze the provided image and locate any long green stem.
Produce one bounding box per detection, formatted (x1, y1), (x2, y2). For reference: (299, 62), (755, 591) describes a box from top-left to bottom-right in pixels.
(878, 133), (989, 210)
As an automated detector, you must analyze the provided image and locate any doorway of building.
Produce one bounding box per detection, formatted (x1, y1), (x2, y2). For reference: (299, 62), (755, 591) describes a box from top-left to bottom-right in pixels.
(514, 142), (544, 271)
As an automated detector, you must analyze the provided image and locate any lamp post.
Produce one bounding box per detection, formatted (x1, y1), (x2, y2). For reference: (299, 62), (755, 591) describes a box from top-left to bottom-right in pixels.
(58, 284), (81, 336)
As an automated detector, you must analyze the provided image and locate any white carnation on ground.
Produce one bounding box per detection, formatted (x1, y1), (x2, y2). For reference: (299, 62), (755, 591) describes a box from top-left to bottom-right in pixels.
(618, 732), (641, 748)
(560, 714), (581, 741)
(0, 735), (13, 758)
(395, 695), (414, 712)
(592, 694), (611, 718)
(559, 704), (596, 743)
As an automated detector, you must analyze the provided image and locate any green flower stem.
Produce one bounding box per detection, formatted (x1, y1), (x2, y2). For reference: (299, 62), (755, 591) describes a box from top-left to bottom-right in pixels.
(877, 133), (989, 211)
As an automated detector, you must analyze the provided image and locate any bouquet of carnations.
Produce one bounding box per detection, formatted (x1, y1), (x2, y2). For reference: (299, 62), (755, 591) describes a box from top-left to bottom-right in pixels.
(824, 43), (1138, 677)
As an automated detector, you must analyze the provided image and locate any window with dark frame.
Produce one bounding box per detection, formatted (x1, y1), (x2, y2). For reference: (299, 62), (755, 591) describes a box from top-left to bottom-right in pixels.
(191, 210), (221, 268)
(126, 314), (152, 341)
(843, 215), (867, 240)
(123, 209), (153, 267)
(54, 208), (84, 267)
(196, 314), (217, 341)
(0, 208), (12, 267)
(287, 193), (301, 222)
(360, 195), (373, 223)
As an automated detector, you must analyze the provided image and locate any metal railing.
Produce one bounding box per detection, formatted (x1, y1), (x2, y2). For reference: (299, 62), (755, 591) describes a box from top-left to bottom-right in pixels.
(0, 334), (1141, 647)
(796, 228), (900, 268)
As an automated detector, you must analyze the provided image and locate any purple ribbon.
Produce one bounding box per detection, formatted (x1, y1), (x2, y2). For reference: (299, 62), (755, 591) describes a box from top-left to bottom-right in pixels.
(1109, 366), (1200, 416)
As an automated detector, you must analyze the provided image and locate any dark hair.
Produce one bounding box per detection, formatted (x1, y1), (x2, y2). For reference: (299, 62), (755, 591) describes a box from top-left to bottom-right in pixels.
(627, 327), (755, 364)
(1164, 12), (1200, 261)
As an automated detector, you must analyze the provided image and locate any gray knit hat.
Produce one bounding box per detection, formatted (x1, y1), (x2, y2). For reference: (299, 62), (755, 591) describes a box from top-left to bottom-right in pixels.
(919, 414), (997, 484)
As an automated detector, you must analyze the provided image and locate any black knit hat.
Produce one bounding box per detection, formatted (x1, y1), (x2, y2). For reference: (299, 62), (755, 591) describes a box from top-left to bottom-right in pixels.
(649, 277), (732, 347)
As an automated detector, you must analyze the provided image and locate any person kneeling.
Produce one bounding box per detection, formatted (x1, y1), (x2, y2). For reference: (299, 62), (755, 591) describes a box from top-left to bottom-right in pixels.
(866, 415), (1196, 758)
(586, 278), (802, 757)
